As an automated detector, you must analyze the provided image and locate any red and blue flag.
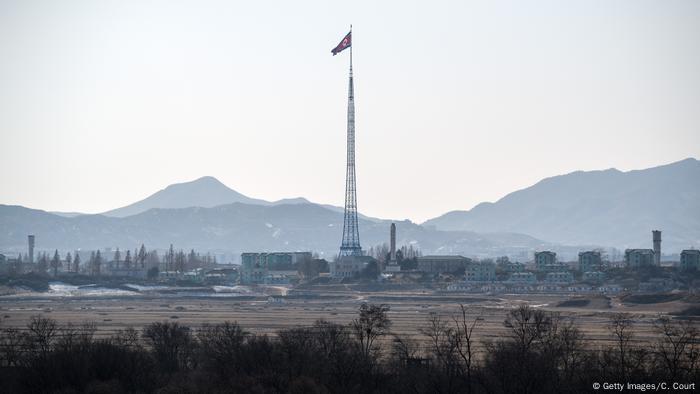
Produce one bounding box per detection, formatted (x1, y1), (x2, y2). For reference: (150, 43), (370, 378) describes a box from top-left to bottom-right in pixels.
(332, 31), (351, 55)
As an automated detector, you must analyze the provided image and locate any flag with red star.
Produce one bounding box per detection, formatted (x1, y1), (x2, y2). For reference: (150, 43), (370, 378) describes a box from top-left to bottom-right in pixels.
(332, 31), (351, 55)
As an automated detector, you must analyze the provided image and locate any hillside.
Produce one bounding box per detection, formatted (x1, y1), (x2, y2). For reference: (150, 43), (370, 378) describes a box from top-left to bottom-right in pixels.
(99, 176), (379, 222)
(0, 203), (562, 260)
(100, 176), (270, 217)
(424, 158), (700, 251)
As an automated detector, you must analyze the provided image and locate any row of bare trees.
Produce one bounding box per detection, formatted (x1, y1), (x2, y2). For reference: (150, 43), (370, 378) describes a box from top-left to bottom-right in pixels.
(13, 244), (222, 278)
(0, 305), (698, 393)
(406, 306), (698, 394)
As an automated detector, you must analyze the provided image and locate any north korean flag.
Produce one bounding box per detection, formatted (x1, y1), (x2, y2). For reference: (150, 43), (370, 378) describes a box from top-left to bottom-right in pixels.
(332, 31), (352, 55)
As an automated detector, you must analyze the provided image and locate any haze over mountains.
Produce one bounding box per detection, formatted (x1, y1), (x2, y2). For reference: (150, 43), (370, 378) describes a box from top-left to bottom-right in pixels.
(95, 176), (375, 221)
(100, 176), (270, 217)
(424, 158), (700, 252)
(0, 203), (555, 261)
(2, 158), (698, 260)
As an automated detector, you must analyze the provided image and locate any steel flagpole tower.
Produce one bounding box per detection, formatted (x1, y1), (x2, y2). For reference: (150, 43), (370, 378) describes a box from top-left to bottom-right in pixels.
(339, 26), (362, 257)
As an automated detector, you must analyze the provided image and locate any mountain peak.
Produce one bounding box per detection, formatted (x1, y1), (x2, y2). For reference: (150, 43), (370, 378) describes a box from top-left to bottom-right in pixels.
(164, 176), (227, 189)
(101, 176), (270, 218)
(273, 197), (312, 205)
(424, 158), (700, 251)
(191, 175), (222, 183)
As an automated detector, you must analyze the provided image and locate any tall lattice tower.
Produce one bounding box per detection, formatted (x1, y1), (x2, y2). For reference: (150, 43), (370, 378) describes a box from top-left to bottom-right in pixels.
(338, 31), (362, 257)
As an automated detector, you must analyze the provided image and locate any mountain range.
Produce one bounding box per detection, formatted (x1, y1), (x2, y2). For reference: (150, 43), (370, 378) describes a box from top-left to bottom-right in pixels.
(93, 176), (378, 222)
(100, 176), (271, 217)
(2, 158), (698, 260)
(0, 203), (557, 261)
(424, 158), (700, 252)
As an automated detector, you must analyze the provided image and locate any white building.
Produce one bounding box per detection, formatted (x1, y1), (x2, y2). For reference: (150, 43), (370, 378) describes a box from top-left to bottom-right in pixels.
(546, 271), (574, 284)
(508, 272), (536, 283)
(329, 255), (374, 278)
(465, 261), (496, 282)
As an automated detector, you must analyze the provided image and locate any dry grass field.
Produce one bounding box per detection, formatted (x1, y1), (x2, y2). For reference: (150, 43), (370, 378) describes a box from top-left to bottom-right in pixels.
(2, 284), (695, 353)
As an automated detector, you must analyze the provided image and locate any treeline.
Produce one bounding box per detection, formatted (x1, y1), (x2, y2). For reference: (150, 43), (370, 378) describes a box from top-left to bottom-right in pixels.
(0, 305), (698, 393)
(367, 243), (422, 263)
(366, 243), (421, 271)
(10, 244), (219, 277)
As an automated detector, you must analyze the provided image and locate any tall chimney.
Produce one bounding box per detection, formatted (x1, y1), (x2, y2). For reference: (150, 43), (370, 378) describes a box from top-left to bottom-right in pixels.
(390, 223), (396, 262)
(28, 235), (35, 264)
(652, 230), (661, 266)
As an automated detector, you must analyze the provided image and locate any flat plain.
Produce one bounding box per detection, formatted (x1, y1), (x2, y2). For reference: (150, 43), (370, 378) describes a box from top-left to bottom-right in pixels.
(2, 284), (694, 352)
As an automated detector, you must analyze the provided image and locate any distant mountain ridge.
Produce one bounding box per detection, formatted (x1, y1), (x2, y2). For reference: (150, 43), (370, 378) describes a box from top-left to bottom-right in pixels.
(2, 158), (697, 259)
(99, 176), (377, 221)
(100, 176), (270, 217)
(423, 158), (700, 252)
(0, 203), (562, 261)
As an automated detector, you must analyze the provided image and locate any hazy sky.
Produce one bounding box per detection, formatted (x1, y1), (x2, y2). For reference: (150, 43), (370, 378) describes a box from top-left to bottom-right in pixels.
(1, 0), (699, 223)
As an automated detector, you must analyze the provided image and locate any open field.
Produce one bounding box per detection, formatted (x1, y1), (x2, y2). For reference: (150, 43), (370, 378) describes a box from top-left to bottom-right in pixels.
(2, 285), (696, 352)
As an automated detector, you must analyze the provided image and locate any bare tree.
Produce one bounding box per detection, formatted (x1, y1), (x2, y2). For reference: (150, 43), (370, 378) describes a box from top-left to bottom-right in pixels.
(113, 326), (140, 348)
(25, 316), (58, 356)
(124, 249), (132, 270)
(114, 248), (121, 269)
(138, 244), (147, 269)
(421, 312), (463, 393)
(0, 327), (23, 366)
(653, 315), (699, 381)
(389, 334), (420, 367)
(197, 321), (248, 375)
(175, 250), (186, 272)
(422, 312), (455, 365)
(453, 305), (482, 393)
(94, 250), (102, 276)
(56, 321), (96, 352)
(142, 321), (196, 373)
(351, 303), (391, 361)
(64, 252), (72, 270)
(608, 313), (634, 380)
(72, 253), (81, 273)
(556, 319), (585, 386)
(50, 249), (61, 276)
(504, 304), (552, 353)
(36, 253), (48, 275)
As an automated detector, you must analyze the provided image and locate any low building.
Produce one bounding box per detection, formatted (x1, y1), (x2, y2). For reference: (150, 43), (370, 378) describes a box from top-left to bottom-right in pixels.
(264, 273), (290, 285)
(0, 254), (9, 275)
(384, 263), (401, 273)
(158, 271), (181, 281)
(598, 284), (622, 294)
(546, 271), (574, 284)
(242, 252), (312, 269)
(268, 296), (285, 304)
(266, 270), (299, 284)
(582, 271), (606, 283)
(465, 261), (496, 282)
(508, 272), (536, 283)
(240, 252), (312, 283)
(241, 267), (267, 284)
(540, 263), (569, 272)
(265, 252), (312, 270)
(417, 255), (471, 274)
(329, 255), (374, 278)
(578, 251), (602, 272)
(501, 262), (525, 273)
(680, 249), (700, 271)
(624, 249), (655, 268)
(639, 278), (676, 292)
(534, 251), (556, 270)
(204, 268), (238, 284)
(183, 268), (206, 283)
